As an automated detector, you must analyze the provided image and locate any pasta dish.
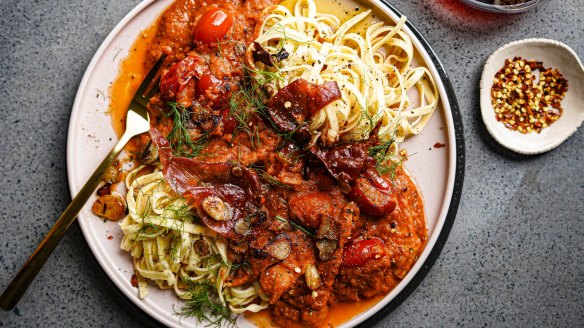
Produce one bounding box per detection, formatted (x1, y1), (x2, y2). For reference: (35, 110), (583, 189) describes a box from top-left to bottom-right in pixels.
(93, 0), (439, 326)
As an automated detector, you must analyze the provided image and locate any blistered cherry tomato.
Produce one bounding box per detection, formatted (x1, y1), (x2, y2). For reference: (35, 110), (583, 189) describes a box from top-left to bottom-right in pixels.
(342, 238), (386, 267)
(348, 177), (396, 216)
(193, 8), (234, 44)
(160, 55), (199, 100)
(196, 73), (221, 96)
(364, 167), (392, 194)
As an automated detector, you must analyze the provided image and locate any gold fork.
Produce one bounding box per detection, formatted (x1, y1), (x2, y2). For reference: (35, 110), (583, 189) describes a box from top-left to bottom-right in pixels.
(0, 55), (167, 311)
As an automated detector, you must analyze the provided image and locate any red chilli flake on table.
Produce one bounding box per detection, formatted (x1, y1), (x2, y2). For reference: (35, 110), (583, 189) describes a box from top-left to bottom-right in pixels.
(491, 57), (568, 134)
(130, 274), (139, 287)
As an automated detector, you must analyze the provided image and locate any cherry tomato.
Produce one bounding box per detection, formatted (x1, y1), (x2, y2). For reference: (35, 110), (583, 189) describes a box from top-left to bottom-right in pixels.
(348, 177), (396, 216)
(364, 167), (392, 194)
(160, 55), (200, 100)
(342, 238), (386, 267)
(193, 7), (234, 44)
(196, 73), (221, 96)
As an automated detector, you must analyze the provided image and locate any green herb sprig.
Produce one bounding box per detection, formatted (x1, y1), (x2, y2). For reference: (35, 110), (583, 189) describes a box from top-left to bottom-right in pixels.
(166, 102), (208, 158)
(249, 164), (292, 190)
(228, 65), (284, 144)
(180, 282), (235, 328)
(275, 215), (315, 237)
(368, 136), (415, 180)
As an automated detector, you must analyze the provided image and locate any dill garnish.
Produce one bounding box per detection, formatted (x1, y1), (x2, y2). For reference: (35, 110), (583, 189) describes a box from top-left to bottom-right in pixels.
(169, 234), (183, 262)
(166, 102), (209, 157)
(134, 192), (194, 241)
(228, 91), (261, 148)
(250, 165), (292, 190)
(227, 65), (284, 148)
(96, 89), (106, 100)
(275, 215), (315, 237)
(368, 136), (414, 180)
(385, 158), (404, 181)
(113, 48), (124, 62)
(359, 103), (380, 137)
(368, 136), (396, 176)
(180, 282), (236, 328)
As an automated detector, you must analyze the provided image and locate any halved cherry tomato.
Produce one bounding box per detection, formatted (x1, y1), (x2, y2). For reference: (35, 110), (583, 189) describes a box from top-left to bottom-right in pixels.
(196, 73), (221, 96)
(348, 177), (396, 216)
(342, 238), (386, 267)
(364, 167), (392, 194)
(193, 7), (234, 44)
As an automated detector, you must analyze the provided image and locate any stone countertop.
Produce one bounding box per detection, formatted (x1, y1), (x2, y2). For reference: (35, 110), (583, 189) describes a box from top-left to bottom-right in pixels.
(0, 0), (582, 327)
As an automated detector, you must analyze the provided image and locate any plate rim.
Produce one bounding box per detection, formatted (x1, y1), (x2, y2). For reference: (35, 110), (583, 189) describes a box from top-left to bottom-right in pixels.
(66, 0), (465, 326)
(358, 2), (465, 325)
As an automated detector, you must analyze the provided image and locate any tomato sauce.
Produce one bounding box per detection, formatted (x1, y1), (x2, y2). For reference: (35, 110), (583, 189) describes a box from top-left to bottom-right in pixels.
(109, 22), (158, 152)
(246, 295), (384, 327)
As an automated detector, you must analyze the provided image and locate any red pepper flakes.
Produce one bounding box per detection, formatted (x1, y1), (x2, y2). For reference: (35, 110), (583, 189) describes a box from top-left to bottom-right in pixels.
(107, 235), (113, 240)
(491, 57), (568, 134)
(433, 142), (446, 149)
(130, 274), (139, 287)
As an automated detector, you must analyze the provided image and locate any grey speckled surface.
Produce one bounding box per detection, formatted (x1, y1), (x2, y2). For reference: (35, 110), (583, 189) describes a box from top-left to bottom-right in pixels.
(0, 0), (582, 327)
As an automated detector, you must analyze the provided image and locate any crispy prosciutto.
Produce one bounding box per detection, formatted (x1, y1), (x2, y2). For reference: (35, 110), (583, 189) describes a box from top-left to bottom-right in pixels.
(149, 128), (263, 239)
(315, 140), (397, 216)
(315, 141), (370, 193)
(266, 79), (341, 140)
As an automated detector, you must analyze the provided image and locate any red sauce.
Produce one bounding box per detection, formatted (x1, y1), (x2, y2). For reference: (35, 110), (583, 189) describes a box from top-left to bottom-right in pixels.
(246, 296), (383, 327)
(109, 22), (159, 148)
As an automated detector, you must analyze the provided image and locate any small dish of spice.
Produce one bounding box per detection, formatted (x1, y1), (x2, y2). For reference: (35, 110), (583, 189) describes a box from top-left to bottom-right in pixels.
(460, 0), (541, 14)
(480, 39), (584, 154)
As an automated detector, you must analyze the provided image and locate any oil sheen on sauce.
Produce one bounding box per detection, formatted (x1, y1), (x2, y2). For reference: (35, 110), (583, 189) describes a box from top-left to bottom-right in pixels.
(245, 295), (384, 327)
(108, 0), (393, 326)
(109, 22), (159, 144)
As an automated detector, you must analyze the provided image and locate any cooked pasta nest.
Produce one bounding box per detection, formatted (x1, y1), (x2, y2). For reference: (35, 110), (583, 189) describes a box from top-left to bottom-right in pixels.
(119, 165), (268, 314)
(247, 0), (439, 146)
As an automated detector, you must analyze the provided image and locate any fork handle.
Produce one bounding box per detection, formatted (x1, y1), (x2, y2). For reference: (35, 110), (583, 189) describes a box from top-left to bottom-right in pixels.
(0, 132), (132, 311)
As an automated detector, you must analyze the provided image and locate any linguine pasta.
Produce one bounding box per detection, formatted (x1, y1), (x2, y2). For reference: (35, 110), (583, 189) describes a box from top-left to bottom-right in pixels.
(119, 165), (268, 314)
(248, 0), (439, 146)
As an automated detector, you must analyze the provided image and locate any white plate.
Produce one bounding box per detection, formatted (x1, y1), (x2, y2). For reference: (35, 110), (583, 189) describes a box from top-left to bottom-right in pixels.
(66, 0), (464, 327)
(480, 38), (584, 155)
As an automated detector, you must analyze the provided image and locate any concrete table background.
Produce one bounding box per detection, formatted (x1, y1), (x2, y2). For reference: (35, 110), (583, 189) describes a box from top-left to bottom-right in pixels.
(0, 0), (582, 326)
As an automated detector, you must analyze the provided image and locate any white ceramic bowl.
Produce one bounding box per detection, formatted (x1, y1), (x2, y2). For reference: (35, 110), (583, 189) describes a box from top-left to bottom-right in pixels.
(459, 0), (541, 13)
(480, 38), (584, 155)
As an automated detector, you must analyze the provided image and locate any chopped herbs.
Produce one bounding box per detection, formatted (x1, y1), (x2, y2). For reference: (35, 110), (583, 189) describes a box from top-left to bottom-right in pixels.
(367, 135), (413, 180)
